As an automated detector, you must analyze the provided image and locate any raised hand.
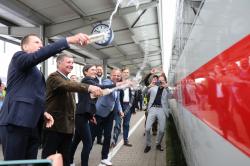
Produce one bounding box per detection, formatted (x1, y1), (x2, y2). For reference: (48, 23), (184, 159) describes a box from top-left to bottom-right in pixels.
(150, 68), (158, 74)
(66, 33), (90, 46)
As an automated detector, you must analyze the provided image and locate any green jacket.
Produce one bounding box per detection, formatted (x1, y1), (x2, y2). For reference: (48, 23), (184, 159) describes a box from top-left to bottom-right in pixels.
(44, 71), (89, 134)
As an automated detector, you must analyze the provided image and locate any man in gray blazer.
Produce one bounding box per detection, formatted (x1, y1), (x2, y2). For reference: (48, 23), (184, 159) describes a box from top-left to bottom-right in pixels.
(144, 74), (170, 153)
(91, 68), (124, 166)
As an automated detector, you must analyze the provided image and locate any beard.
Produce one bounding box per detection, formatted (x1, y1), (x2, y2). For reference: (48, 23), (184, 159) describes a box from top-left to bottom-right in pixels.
(97, 73), (102, 77)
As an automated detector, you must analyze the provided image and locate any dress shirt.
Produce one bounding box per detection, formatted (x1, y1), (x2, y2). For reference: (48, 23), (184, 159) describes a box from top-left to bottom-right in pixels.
(123, 88), (130, 102)
(97, 76), (103, 85)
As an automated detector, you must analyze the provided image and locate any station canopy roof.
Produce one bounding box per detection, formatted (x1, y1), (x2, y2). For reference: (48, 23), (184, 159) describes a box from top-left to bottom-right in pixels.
(0, 0), (163, 76)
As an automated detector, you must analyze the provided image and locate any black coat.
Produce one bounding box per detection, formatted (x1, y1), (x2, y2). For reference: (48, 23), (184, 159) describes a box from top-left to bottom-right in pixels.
(76, 76), (116, 118)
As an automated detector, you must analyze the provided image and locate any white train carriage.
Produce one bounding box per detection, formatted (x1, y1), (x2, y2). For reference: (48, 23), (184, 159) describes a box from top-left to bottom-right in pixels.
(169, 0), (250, 165)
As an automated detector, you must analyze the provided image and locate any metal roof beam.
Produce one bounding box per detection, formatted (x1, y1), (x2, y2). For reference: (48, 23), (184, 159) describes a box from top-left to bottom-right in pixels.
(107, 50), (161, 63)
(84, 51), (160, 65)
(0, 0), (51, 25)
(112, 41), (128, 57)
(45, 1), (159, 37)
(61, 0), (87, 17)
(0, 36), (20, 45)
(0, 26), (40, 37)
(0, 17), (15, 26)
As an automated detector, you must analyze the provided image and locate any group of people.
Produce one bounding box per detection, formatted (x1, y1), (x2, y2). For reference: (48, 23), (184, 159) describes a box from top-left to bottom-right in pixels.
(0, 32), (171, 166)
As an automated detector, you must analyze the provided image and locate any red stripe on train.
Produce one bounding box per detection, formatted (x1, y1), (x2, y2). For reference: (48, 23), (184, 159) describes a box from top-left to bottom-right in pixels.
(180, 34), (250, 156)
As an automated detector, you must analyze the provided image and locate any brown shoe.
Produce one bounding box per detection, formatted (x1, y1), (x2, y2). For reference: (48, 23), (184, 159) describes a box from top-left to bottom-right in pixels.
(124, 141), (132, 147)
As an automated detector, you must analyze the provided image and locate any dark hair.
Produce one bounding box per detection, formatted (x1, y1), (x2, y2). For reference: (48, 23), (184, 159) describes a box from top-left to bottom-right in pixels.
(0, 78), (2, 85)
(82, 64), (96, 76)
(159, 74), (167, 81)
(152, 75), (159, 79)
(96, 65), (103, 68)
(121, 67), (129, 72)
(20, 34), (39, 51)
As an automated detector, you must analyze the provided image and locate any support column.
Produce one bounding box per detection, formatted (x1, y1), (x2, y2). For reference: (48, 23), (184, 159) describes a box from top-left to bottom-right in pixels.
(40, 25), (49, 79)
(103, 59), (108, 78)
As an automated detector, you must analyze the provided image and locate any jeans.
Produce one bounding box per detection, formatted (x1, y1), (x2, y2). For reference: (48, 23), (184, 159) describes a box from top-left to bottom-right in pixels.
(90, 112), (114, 160)
(113, 103), (132, 144)
(73, 115), (92, 166)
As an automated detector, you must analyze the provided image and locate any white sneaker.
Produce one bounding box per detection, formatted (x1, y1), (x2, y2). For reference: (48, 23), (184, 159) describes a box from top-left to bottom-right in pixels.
(101, 159), (112, 166)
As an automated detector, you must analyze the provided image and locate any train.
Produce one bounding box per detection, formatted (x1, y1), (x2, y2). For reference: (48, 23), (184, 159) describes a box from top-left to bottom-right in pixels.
(168, 0), (250, 165)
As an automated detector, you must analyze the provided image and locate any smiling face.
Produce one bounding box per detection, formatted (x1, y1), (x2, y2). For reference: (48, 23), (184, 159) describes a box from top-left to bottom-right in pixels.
(84, 66), (97, 78)
(111, 69), (121, 83)
(159, 75), (167, 87)
(96, 66), (103, 77)
(151, 76), (158, 85)
(57, 56), (74, 76)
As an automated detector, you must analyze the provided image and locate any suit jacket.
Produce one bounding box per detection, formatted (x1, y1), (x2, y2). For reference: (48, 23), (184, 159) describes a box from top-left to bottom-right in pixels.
(119, 88), (135, 113)
(95, 79), (122, 118)
(76, 76), (115, 118)
(44, 71), (89, 134)
(0, 39), (69, 128)
(147, 86), (171, 117)
(95, 76), (105, 85)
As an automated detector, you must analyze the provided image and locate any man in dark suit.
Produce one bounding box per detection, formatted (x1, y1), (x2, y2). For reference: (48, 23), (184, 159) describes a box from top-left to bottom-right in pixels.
(90, 68), (124, 166)
(95, 65), (105, 145)
(41, 54), (102, 166)
(0, 33), (101, 161)
(112, 67), (135, 147)
(96, 65), (105, 84)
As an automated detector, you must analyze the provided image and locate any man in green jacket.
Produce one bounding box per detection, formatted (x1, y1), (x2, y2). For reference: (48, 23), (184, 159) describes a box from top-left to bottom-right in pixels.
(41, 53), (102, 166)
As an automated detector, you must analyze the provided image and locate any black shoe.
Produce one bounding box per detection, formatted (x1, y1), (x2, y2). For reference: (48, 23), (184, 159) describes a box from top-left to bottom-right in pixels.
(144, 146), (151, 153)
(97, 140), (103, 145)
(124, 141), (132, 147)
(156, 144), (164, 151)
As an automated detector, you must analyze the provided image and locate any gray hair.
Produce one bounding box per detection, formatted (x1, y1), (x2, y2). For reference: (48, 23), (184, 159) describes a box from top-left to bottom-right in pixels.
(56, 53), (73, 67)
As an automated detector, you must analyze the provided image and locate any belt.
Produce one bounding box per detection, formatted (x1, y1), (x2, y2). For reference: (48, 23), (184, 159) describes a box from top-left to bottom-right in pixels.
(151, 104), (162, 108)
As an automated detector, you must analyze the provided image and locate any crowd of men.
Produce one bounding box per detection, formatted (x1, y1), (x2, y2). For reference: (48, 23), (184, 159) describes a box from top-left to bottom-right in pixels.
(0, 33), (171, 166)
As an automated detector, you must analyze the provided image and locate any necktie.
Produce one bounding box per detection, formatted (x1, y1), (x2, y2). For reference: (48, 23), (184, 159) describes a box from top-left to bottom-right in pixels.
(111, 91), (117, 110)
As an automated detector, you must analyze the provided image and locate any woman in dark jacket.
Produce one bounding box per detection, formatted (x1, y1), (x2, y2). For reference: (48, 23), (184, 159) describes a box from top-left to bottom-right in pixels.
(70, 64), (116, 166)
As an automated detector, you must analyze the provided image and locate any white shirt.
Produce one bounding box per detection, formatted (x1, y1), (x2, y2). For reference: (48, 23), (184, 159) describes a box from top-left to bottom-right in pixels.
(123, 88), (130, 102)
(57, 70), (68, 80)
(97, 76), (103, 85)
